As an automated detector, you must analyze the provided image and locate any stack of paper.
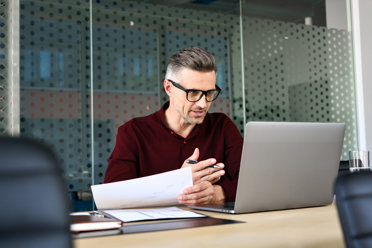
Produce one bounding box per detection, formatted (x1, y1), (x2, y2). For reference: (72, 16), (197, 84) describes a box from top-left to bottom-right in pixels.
(90, 167), (206, 222)
(91, 167), (193, 209)
(103, 207), (205, 223)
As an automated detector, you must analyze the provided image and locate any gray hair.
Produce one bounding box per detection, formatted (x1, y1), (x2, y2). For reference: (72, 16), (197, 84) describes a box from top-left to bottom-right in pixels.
(165, 47), (217, 80)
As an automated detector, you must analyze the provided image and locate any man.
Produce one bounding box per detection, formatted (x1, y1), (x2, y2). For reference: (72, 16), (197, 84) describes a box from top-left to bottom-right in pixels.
(105, 47), (243, 205)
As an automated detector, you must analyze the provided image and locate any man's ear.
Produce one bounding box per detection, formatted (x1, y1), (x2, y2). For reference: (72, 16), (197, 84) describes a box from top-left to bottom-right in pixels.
(164, 79), (172, 96)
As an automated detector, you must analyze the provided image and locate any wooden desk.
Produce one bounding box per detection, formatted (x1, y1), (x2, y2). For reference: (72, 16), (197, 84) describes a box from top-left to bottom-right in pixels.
(74, 204), (344, 248)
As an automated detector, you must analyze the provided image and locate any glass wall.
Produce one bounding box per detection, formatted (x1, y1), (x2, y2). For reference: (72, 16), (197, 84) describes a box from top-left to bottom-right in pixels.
(1, 0), (357, 211)
(240, 0), (358, 160)
(0, 1), (8, 134)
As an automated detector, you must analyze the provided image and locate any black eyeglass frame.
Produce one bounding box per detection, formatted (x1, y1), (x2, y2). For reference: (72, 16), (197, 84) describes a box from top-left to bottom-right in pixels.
(167, 79), (221, 102)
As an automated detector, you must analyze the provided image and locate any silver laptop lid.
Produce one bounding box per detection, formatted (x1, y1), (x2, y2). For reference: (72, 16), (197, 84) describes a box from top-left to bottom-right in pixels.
(234, 121), (345, 213)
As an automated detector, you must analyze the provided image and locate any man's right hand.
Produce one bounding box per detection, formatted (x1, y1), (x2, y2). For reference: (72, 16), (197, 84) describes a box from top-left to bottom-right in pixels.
(179, 148), (226, 205)
(181, 148), (225, 185)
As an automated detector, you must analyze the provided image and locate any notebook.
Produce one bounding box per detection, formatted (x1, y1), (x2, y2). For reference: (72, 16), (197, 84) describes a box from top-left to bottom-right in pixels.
(189, 121), (345, 214)
(70, 214), (123, 233)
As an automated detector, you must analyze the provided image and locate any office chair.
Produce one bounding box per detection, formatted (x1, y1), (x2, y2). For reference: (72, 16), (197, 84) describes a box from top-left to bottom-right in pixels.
(335, 171), (372, 248)
(339, 160), (349, 174)
(0, 136), (72, 248)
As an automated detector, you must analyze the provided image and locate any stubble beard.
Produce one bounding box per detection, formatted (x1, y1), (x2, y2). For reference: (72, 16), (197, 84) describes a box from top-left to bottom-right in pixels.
(176, 107), (206, 125)
(184, 114), (204, 125)
(186, 108), (207, 125)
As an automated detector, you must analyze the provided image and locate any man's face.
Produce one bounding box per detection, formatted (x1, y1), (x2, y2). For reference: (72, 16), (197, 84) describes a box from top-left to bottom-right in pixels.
(170, 68), (217, 125)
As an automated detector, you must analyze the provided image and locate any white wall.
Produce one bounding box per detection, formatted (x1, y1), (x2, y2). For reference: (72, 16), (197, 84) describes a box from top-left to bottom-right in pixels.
(351, 0), (372, 151)
(326, 0), (348, 30)
(359, 0), (372, 151)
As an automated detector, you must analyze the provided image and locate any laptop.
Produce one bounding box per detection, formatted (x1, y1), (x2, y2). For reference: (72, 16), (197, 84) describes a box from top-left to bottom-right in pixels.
(189, 121), (345, 214)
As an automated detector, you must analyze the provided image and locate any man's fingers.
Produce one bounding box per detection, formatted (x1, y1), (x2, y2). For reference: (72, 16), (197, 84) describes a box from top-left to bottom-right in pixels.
(177, 182), (214, 205)
(183, 181), (209, 194)
(181, 148), (201, 169)
(189, 159), (219, 175)
(194, 168), (225, 184)
(178, 194), (212, 205)
(191, 147), (199, 161)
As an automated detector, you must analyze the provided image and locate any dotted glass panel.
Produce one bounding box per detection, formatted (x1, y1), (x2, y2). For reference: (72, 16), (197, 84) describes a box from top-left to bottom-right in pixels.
(19, 0), (93, 193)
(92, 25), (159, 93)
(241, 15), (358, 160)
(0, 0), (8, 135)
(20, 117), (88, 190)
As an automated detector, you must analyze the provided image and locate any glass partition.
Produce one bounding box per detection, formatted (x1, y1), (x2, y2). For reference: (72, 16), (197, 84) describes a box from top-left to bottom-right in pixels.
(240, 0), (358, 160)
(19, 0), (93, 210)
(0, 1), (9, 134)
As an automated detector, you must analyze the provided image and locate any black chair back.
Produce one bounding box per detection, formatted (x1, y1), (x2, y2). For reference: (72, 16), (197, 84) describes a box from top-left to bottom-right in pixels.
(0, 136), (72, 248)
(335, 171), (372, 248)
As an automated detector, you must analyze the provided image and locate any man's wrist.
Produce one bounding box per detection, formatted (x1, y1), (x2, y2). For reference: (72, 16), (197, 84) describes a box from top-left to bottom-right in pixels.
(212, 184), (226, 204)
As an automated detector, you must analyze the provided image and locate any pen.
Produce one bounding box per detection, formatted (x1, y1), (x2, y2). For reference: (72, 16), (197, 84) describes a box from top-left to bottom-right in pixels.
(186, 159), (198, 164)
(186, 159), (221, 169)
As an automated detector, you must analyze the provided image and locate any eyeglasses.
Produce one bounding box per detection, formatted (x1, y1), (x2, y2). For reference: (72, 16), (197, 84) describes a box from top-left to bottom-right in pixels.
(168, 79), (221, 102)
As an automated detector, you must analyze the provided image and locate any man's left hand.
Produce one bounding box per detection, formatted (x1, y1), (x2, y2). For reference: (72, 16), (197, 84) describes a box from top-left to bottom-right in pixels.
(177, 183), (225, 205)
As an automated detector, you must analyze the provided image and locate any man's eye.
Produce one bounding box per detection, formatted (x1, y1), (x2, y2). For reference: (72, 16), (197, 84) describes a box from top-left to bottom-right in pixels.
(189, 90), (201, 96)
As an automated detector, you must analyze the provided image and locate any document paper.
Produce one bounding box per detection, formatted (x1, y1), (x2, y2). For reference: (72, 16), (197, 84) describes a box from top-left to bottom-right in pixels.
(91, 167), (193, 210)
(103, 207), (205, 223)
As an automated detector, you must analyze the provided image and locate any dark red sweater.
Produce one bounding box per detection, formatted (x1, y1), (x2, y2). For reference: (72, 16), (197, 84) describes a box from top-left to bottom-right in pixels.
(104, 102), (243, 202)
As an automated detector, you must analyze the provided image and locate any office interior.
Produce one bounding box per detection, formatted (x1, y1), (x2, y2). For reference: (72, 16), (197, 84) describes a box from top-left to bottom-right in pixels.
(1, 0), (372, 212)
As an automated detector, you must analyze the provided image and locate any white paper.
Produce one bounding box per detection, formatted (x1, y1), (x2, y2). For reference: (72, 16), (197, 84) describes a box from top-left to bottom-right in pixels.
(103, 207), (205, 223)
(91, 167), (193, 210)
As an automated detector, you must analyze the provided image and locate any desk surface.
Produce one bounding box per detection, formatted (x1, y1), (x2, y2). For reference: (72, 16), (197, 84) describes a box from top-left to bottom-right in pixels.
(74, 204), (344, 248)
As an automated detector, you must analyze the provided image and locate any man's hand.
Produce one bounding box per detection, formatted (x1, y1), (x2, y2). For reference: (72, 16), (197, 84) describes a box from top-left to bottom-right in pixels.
(178, 148), (226, 205)
(177, 183), (226, 205)
(181, 148), (225, 184)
